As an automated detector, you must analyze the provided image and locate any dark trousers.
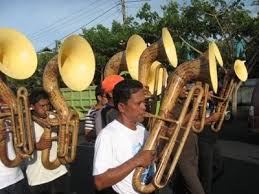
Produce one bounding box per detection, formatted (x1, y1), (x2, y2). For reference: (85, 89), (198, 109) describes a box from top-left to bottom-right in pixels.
(29, 173), (70, 194)
(177, 132), (205, 194)
(199, 141), (223, 194)
(0, 179), (31, 194)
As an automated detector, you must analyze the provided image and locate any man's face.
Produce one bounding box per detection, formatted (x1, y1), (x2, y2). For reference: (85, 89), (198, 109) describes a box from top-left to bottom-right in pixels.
(120, 89), (146, 123)
(97, 94), (108, 106)
(33, 99), (50, 119)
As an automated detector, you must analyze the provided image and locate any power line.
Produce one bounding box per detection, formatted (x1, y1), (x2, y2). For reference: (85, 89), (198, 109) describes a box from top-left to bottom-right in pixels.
(29, 0), (97, 38)
(42, 3), (120, 50)
(31, 0), (109, 40)
(93, 9), (120, 27)
(34, 0), (149, 41)
(33, 6), (113, 43)
(34, 2), (119, 49)
(38, 0), (150, 50)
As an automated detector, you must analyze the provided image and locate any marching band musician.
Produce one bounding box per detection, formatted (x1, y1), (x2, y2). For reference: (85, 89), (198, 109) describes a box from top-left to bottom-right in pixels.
(93, 79), (156, 194)
(0, 99), (31, 194)
(26, 90), (69, 194)
(171, 85), (221, 194)
(166, 85), (205, 194)
(198, 91), (224, 194)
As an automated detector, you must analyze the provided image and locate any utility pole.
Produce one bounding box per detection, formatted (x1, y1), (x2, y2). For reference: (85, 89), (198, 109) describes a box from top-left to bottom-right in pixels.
(120, 0), (127, 24)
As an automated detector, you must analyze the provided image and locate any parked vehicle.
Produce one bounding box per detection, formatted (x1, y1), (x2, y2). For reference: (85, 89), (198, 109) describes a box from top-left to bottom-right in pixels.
(61, 86), (97, 120)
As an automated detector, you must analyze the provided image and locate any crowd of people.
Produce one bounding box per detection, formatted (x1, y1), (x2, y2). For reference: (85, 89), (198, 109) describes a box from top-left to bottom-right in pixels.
(0, 75), (224, 194)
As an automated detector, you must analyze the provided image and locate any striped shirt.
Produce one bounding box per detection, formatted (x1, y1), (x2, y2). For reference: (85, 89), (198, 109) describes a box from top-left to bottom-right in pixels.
(84, 108), (98, 131)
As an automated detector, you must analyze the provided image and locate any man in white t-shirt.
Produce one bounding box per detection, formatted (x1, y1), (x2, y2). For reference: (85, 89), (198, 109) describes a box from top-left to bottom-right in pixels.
(93, 79), (156, 194)
(0, 102), (31, 194)
(26, 90), (69, 194)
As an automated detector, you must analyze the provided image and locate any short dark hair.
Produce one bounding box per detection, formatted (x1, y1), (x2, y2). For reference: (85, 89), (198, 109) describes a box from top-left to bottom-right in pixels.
(95, 84), (104, 101)
(30, 89), (49, 105)
(113, 79), (143, 109)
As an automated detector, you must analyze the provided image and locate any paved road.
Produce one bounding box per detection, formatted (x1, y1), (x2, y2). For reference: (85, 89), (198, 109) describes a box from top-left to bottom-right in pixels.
(212, 119), (259, 194)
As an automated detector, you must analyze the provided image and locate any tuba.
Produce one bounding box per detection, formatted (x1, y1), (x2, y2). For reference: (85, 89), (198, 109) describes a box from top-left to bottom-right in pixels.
(104, 34), (146, 78)
(126, 35), (168, 97)
(104, 35), (168, 114)
(146, 61), (168, 114)
(133, 42), (222, 193)
(104, 35), (167, 96)
(211, 59), (248, 132)
(0, 28), (37, 167)
(190, 82), (210, 133)
(138, 27), (177, 91)
(137, 28), (177, 114)
(36, 35), (95, 170)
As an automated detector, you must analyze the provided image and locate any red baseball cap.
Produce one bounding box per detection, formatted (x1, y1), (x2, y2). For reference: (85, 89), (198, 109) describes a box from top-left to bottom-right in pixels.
(102, 75), (124, 93)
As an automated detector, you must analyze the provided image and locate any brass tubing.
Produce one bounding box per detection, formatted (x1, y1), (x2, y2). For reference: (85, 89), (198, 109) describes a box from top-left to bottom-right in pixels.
(154, 85), (204, 187)
(192, 83), (209, 133)
(133, 51), (217, 193)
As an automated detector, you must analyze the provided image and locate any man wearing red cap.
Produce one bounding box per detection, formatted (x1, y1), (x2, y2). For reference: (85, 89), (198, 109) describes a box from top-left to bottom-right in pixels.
(95, 75), (124, 135)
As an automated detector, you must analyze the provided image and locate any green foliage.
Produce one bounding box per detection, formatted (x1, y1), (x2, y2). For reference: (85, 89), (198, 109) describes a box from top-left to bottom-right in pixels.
(8, 0), (258, 91)
(135, 3), (160, 42)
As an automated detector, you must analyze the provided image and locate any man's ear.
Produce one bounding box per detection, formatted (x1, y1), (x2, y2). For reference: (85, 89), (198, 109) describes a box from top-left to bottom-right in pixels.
(117, 102), (126, 113)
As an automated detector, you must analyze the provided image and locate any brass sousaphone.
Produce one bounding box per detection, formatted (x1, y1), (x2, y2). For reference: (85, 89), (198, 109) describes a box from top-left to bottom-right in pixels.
(0, 28), (37, 167)
(138, 27), (177, 91)
(191, 43), (223, 133)
(211, 59), (248, 132)
(133, 42), (222, 193)
(191, 58), (248, 133)
(104, 35), (167, 98)
(104, 34), (146, 78)
(34, 35), (95, 170)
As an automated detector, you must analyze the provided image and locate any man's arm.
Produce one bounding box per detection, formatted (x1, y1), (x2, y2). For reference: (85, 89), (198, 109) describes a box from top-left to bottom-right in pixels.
(84, 109), (96, 140)
(94, 150), (155, 191)
(193, 112), (221, 128)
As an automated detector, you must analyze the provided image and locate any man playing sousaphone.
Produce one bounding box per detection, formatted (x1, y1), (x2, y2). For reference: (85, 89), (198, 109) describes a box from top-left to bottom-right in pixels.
(172, 85), (221, 194)
(0, 98), (31, 194)
(0, 28), (37, 194)
(93, 79), (156, 194)
(26, 89), (70, 194)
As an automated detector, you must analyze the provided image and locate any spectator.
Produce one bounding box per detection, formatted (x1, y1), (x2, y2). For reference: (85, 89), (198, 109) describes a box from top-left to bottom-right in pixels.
(84, 84), (107, 141)
(95, 75), (124, 135)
